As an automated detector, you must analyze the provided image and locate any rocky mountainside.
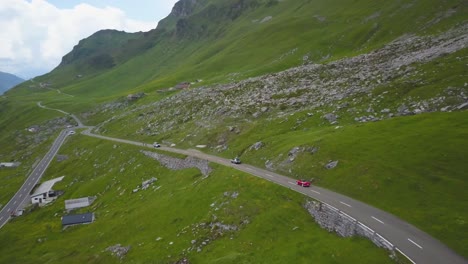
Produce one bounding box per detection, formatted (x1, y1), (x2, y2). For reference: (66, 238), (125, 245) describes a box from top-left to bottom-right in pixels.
(0, 71), (24, 95)
(59, 30), (143, 70)
(16, 0), (467, 100)
(95, 24), (467, 142)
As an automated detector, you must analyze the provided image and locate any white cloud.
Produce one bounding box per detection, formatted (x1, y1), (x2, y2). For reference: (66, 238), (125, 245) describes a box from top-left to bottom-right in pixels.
(0, 0), (158, 78)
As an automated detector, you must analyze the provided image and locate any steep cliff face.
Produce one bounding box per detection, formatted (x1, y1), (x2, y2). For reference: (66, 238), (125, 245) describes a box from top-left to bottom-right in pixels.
(157, 0), (205, 30)
(172, 0), (262, 38)
(171, 0), (200, 18)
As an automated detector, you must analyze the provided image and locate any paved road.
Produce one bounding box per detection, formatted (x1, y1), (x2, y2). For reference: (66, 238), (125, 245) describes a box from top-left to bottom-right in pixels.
(0, 103), (85, 228)
(0, 129), (71, 229)
(37, 102), (83, 126)
(82, 128), (467, 264)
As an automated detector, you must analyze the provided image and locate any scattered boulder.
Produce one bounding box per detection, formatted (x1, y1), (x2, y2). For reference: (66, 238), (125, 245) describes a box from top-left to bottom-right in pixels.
(288, 147), (302, 162)
(265, 160), (274, 170)
(106, 244), (130, 259)
(325, 160), (339, 169)
(457, 102), (468, 110)
(260, 16), (272, 23)
(224, 191), (239, 199)
(397, 104), (411, 115)
(323, 113), (338, 124)
(250, 141), (264, 151)
(141, 177), (157, 190)
(174, 258), (191, 264)
(306, 146), (319, 154)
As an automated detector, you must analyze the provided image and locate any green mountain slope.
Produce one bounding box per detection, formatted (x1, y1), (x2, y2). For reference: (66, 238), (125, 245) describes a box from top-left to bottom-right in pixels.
(0, 0), (467, 262)
(8, 0), (466, 104)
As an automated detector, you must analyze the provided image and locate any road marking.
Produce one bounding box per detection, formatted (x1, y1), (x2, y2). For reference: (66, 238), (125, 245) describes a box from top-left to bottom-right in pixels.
(288, 181), (296, 185)
(28, 183), (31, 186)
(371, 216), (384, 224)
(395, 248), (416, 264)
(265, 173), (274, 178)
(19, 194), (22, 198)
(310, 190), (320, 194)
(13, 201), (17, 205)
(408, 238), (423, 249)
(340, 201), (352, 207)
(245, 167), (254, 172)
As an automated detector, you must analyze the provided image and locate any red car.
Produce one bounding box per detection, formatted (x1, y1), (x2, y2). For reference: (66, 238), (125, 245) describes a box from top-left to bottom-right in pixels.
(297, 179), (311, 187)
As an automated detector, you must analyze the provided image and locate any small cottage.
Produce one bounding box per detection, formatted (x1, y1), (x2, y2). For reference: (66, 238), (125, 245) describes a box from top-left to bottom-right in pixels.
(62, 213), (95, 227)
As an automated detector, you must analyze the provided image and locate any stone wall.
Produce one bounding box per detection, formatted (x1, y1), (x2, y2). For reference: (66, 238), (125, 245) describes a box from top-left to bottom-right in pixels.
(304, 200), (394, 252)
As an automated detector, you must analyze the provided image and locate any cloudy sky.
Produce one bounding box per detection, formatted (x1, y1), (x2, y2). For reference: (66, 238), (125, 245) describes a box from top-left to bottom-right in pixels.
(0, 0), (179, 78)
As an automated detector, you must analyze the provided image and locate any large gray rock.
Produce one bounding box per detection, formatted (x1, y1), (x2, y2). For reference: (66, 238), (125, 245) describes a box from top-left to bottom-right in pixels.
(106, 244), (130, 259)
(325, 160), (339, 169)
(250, 141), (264, 151)
(265, 160), (274, 170)
(323, 113), (338, 124)
(457, 102), (468, 110)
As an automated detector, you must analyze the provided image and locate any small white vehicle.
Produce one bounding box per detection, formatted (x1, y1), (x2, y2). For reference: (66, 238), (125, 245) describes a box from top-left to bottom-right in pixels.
(231, 157), (241, 164)
(153, 142), (161, 148)
(68, 131), (76, 135)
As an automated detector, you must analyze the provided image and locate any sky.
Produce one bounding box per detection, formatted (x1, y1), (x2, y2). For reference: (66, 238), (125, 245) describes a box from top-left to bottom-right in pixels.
(0, 0), (179, 79)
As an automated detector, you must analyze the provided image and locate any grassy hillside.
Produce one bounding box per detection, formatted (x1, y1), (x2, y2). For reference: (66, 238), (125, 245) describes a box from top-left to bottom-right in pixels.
(0, 136), (397, 263)
(96, 97), (468, 257)
(0, 0), (466, 262)
(89, 27), (468, 256)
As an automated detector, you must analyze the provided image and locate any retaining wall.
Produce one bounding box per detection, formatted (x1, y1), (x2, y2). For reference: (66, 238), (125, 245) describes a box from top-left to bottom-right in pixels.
(304, 200), (394, 252)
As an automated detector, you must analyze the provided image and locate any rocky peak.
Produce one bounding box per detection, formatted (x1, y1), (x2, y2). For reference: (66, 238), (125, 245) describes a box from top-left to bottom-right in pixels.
(170, 0), (199, 18)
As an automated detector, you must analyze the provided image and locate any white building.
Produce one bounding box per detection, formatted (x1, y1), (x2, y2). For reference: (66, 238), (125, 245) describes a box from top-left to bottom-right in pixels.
(0, 162), (20, 168)
(31, 176), (64, 205)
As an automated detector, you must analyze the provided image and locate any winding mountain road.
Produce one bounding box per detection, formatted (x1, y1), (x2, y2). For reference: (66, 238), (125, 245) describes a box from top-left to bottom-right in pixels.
(0, 103), (85, 229)
(1, 103), (466, 264)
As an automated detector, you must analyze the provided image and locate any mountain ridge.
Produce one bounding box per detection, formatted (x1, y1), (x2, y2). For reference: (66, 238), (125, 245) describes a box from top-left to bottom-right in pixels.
(0, 71), (24, 95)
